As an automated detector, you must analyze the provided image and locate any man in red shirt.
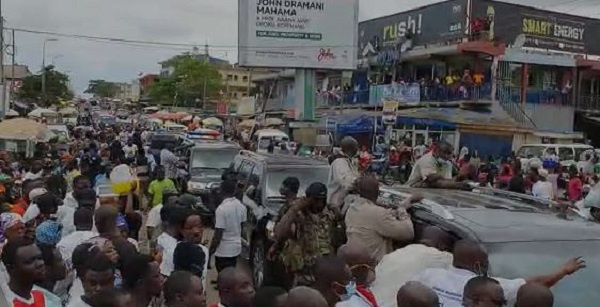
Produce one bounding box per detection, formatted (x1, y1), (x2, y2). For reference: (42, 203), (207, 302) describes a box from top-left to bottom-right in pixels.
(390, 147), (401, 166)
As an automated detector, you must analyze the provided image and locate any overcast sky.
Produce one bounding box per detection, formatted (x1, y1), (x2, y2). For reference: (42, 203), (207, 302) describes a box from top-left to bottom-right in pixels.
(4, 0), (599, 94)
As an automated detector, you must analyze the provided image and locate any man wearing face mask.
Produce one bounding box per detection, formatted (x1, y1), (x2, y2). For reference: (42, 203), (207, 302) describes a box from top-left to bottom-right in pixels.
(314, 256), (355, 307)
(327, 137), (360, 215)
(336, 243), (378, 307)
(273, 182), (338, 287)
(413, 240), (586, 307)
(405, 141), (468, 189)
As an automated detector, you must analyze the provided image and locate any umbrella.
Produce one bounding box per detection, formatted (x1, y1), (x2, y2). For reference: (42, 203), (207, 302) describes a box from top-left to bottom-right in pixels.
(203, 117), (223, 127)
(28, 108), (57, 118)
(59, 107), (78, 115)
(238, 119), (256, 128)
(265, 118), (283, 126)
(143, 106), (160, 112)
(0, 118), (53, 141)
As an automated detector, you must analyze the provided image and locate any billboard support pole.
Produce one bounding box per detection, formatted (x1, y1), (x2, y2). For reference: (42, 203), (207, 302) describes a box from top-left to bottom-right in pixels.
(295, 69), (316, 121)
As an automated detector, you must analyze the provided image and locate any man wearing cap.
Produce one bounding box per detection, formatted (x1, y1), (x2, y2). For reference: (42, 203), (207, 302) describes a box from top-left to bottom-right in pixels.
(273, 182), (338, 286)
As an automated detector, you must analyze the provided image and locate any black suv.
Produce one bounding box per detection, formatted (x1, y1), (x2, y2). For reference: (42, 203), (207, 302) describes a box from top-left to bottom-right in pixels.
(380, 186), (600, 306)
(185, 141), (241, 211)
(230, 151), (330, 287)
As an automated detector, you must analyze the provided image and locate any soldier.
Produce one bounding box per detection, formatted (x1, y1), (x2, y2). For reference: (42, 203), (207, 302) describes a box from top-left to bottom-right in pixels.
(271, 182), (338, 287)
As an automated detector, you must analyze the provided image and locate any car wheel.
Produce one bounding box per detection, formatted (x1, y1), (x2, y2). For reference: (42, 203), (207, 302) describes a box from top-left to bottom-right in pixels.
(251, 237), (267, 287)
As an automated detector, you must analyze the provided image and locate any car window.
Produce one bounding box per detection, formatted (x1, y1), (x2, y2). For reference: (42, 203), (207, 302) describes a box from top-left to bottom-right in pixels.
(517, 146), (545, 158)
(575, 148), (592, 162)
(558, 147), (574, 161)
(249, 164), (263, 186)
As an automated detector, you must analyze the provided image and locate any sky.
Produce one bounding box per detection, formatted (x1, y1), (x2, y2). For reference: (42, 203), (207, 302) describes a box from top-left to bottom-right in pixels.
(4, 0), (599, 94)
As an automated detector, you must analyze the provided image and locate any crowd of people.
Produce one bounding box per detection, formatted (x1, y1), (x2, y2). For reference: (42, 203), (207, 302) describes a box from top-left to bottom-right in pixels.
(0, 119), (593, 307)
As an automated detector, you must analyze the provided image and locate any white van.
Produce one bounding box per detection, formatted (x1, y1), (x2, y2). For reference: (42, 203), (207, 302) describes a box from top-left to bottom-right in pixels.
(252, 129), (289, 154)
(516, 143), (593, 168)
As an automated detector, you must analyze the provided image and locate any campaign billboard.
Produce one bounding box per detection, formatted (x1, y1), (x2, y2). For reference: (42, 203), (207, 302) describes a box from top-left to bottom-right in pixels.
(471, 0), (600, 55)
(238, 0), (359, 70)
(358, 0), (468, 63)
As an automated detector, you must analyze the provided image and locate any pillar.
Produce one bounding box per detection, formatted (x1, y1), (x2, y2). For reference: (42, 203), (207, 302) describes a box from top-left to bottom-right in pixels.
(294, 69), (316, 121)
(520, 63), (529, 104)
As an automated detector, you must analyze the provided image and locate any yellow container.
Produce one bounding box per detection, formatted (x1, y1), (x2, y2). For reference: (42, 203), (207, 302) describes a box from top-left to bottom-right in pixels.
(111, 179), (140, 195)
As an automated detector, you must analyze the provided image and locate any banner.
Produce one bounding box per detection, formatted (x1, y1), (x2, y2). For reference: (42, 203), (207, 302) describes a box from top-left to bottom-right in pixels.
(382, 101), (399, 125)
(238, 0), (359, 70)
(370, 83), (421, 106)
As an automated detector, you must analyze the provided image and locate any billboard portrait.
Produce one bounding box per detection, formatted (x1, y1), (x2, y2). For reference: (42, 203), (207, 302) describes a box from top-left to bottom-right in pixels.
(238, 0), (359, 70)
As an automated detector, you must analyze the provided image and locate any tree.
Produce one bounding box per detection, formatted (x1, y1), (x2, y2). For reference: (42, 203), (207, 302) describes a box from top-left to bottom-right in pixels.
(17, 65), (73, 106)
(148, 53), (223, 106)
(85, 79), (120, 98)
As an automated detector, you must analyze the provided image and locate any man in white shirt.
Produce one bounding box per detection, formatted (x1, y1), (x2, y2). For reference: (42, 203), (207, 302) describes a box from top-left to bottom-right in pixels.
(413, 240), (586, 307)
(123, 140), (138, 160)
(531, 169), (554, 200)
(328, 137), (359, 214)
(413, 142), (427, 160)
(209, 180), (247, 272)
(156, 205), (186, 276)
(406, 141), (466, 190)
(372, 226), (453, 307)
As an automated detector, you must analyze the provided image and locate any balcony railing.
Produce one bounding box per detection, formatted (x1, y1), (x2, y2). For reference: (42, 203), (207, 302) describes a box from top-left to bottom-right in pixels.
(576, 95), (600, 112)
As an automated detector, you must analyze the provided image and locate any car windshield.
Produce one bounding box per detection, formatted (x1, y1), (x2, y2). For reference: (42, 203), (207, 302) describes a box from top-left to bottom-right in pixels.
(488, 241), (600, 306)
(516, 146), (545, 158)
(191, 148), (239, 170)
(265, 166), (329, 198)
(150, 135), (179, 149)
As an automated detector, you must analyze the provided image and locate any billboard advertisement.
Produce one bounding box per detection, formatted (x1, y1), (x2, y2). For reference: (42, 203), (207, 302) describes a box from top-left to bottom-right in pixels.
(238, 0), (359, 70)
(358, 0), (468, 63)
(471, 0), (600, 55)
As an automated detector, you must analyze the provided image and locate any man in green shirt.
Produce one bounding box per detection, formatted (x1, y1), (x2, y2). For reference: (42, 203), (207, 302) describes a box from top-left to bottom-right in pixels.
(147, 167), (176, 207)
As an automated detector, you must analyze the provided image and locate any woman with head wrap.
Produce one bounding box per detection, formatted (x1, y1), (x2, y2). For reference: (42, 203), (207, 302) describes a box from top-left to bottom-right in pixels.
(0, 212), (25, 253)
(117, 213), (139, 251)
(35, 220), (67, 291)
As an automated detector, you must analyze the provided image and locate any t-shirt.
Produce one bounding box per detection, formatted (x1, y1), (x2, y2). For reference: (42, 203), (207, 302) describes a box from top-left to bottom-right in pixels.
(148, 179), (176, 207)
(414, 266), (526, 307)
(214, 197), (247, 258)
(160, 149), (179, 179)
(23, 203), (76, 237)
(67, 278), (84, 307)
(0, 283), (62, 307)
(123, 144), (138, 159)
(568, 177), (583, 202)
(157, 232), (178, 276)
(66, 295), (91, 307)
(405, 152), (452, 187)
(146, 204), (163, 228)
(532, 181), (554, 200)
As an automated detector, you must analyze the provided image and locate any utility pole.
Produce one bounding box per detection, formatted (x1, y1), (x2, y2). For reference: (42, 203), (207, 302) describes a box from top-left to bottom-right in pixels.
(0, 2), (5, 118)
(9, 29), (14, 107)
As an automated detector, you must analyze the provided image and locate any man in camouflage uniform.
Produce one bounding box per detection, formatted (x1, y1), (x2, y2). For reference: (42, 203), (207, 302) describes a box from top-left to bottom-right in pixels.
(271, 182), (338, 287)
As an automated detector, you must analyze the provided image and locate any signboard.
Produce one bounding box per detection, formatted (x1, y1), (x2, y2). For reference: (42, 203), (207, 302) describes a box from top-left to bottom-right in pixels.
(369, 83), (421, 106)
(238, 0), (359, 70)
(382, 101), (399, 125)
(472, 0), (600, 55)
(359, 0), (468, 61)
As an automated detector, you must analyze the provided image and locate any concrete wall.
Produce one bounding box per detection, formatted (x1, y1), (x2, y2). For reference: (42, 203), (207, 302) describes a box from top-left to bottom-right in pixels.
(523, 103), (574, 133)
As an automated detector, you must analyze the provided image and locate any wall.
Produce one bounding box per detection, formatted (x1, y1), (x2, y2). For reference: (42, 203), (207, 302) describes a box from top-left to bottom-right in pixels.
(523, 103), (574, 132)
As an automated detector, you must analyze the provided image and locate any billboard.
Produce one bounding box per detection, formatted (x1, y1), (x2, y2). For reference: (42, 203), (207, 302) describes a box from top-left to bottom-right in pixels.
(358, 0), (468, 63)
(471, 0), (600, 55)
(238, 0), (359, 70)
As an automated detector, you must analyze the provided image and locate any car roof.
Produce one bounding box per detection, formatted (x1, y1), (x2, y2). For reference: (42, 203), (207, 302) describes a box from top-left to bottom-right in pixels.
(383, 187), (600, 243)
(519, 143), (592, 148)
(192, 141), (241, 149)
(237, 150), (328, 167)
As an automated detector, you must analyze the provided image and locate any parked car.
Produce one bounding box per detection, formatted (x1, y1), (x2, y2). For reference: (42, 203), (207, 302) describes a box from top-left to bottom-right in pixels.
(380, 186), (600, 306)
(516, 143), (593, 169)
(231, 151), (330, 287)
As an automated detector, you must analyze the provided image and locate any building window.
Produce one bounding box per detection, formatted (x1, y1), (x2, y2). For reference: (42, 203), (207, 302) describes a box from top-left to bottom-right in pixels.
(227, 74), (233, 81)
(234, 75), (239, 81)
(243, 76), (248, 82)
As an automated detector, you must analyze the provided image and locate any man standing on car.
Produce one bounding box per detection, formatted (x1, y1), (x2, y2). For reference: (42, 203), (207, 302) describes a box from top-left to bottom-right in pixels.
(406, 141), (469, 190)
(272, 182), (338, 286)
(327, 137), (359, 216)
